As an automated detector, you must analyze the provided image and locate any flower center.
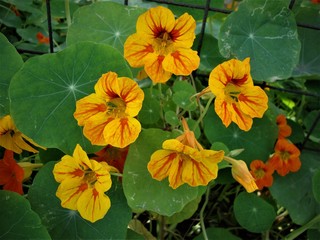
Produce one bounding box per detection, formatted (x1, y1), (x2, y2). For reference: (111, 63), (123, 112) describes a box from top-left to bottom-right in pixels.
(254, 168), (265, 179)
(279, 150), (290, 161)
(225, 83), (241, 103)
(84, 170), (97, 187)
(106, 97), (126, 117)
(154, 31), (174, 56)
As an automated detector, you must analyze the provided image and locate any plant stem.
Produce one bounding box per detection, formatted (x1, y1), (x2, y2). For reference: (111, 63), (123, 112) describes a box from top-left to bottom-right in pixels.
(200, 185), (211, 240)
(193, 95), (214, 132)
(284, 214), (320, 240)
(65, 0), (71, 27)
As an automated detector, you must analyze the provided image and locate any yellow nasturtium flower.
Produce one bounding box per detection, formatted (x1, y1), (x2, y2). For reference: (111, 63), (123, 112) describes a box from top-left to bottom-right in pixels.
(148, 118), (224, 189)
(53, 144), (117, 223)
(207, 58), (268, 131)
(0, 115), (44, 154)
(74, 71), (144, 148)
(124, 6), (200, 83)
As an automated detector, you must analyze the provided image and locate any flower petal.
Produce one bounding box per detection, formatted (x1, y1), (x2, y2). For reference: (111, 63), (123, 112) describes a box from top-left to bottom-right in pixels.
(238, 86), (268, 118)
(136, 6), (175, 37)
(167, 154), (184, 189)
(94, 72), (119, 99)
(162, 48), (199, 76)
(77, 188), (111, 223)
(90, 160), (112, 193)
(171, 13), (196, 48)
(144, 53), (172, 83)
(56, 178), (88, 210)
(148, 149), (177, 180)
(103, 117), (141, 148)
(124, 34), (154, 68)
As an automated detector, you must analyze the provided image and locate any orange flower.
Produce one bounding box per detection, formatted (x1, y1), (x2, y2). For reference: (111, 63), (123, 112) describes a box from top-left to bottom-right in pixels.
(93, 145), (129, 173)
(148, 118), (224, 189)
(74, 71), (144, 148)
(53, 144), (117, 222)
(124, 6), (200, 83)
(268, 139), (301, 176)
(207, 58), (268, 131)
(0, 150), (24, 195)
(250, 160), (274, 190)
(0, 115), (44, 154)
(276, 114), (292, 139)
(36, 32), (50, 44)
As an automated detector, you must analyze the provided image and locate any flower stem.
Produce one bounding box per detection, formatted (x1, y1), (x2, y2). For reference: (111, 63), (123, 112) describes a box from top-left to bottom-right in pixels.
(284, 214), (320, 240)
(65, 0), (71, 27)
(193, 95), (214, 132)
(200, 185), (211, 240)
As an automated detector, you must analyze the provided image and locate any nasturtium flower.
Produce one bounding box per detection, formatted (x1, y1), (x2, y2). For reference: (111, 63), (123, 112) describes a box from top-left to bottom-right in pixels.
(276, 114), (292, 139)
(0, 115), (44, 154)
(53, 144), (117, 223)
(207, 58), (268, 131)
(124, 6), (200, 83)
(74, 71), (144, 148)
(148, 118), (224, 189)
(0, 149), (24, 195)
(268, 139), (301, 176)
(224, 156), (258, 192)
(250, 160), (274, 190)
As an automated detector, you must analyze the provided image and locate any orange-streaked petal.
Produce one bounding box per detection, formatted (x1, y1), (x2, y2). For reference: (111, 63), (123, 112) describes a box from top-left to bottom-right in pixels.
(238, 86), (268, 118)
(148, 150), (177, 180)
(82, 113), (113, 146)
(90, 160), (112, 193)
(136, 6), (175, 38)
(12, 132), (39, 153)
(0, 132), (21, 153)
(144, 54), (172, 83)
(77, 188), (111, 223)
(171, 13), (196, 48)
(162, 48), (200, 76)
(94, 72), (119, 99)
(124, 34), (154, 68)
(167, 154), (184, 189)
(74, 94), (107, 126)
(213, 99), (232, 128)
(56, 178), (88, 210)
(103, 117), (141, 148)
(231, 159), (258, 193)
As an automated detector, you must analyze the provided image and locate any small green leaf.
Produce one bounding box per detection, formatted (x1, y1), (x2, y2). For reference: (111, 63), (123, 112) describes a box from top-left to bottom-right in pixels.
(123, 128), (204, 216)
(139, 90), (161, 125)
(28, 161), (132, 239)
(10, 42), (132, 155)
(172, 91), (197, 111)
(234, 192), (276, 233)
(0, 32), (23, 117)
(219, 0), (300, 81)
(165, 110), (180, 127)
(0, 190), (50, 239)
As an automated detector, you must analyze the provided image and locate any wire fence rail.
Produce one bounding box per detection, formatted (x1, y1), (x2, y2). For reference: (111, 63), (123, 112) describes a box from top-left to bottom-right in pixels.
(40, 0), (320, 152)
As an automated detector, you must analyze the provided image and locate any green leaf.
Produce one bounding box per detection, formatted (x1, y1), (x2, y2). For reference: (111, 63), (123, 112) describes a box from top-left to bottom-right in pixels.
(312, 169), (320, 204)
(304, 110), (320, 143)
(28, 161), (132, 239)
(194, 227), (241, 240)
(219, 0), (301, 81)
(123, 128), (204, 216)
(0, 32), (23, 117)
(203, 107), (278, 164)
(139, 90), (161, 125)
(66, 2), (146, 53)
(9, 42), (132, 155)
(233, 192), (276, 233)
(172, 91), (197, 111)
(292, 27), (320, 78)
(0, 190), (50, 239)
(270, 150), (320, 225)
(165, 110), (180, 127)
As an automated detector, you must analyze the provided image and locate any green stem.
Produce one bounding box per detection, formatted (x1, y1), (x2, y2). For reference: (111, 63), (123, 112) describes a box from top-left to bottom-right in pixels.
(158, 83), (165, 123)
(65, 0), (71, 27)
(284, 214), (320, 240)
(110, 172), (123, 177)
(193, 95), (214, 132)
(200, 186), (211, 240)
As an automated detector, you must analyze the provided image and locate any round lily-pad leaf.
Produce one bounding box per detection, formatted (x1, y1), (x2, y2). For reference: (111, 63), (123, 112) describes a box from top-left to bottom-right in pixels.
(194, 227), (241, 240)
(234, 192), (276, 233)
(66, 1), (146, 53)
(0, 32), (23, 117)
(203, 106), (278, 164)
(9, 42), (132, 155)
(123, 128), (205, 216)
(28, 161), (132, 239)
(218, 0), (301, 81)
(0, 190), (50, 239)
